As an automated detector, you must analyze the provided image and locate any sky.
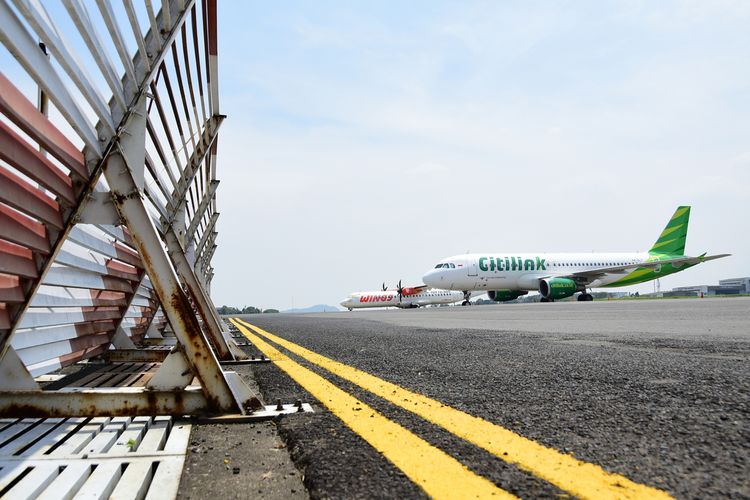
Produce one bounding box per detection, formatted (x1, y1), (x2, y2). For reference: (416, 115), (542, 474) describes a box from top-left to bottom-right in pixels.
(3, 2), (745, 311)
(210, 1), (750, 310)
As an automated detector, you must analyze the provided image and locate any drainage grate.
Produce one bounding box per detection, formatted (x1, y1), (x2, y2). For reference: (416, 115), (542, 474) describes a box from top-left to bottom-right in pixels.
(0, 416), (190, 499)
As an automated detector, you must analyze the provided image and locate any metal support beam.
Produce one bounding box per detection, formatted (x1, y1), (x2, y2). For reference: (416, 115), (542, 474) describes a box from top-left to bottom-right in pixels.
(102, 96), (237, 412)
(0, 387), (210, 417)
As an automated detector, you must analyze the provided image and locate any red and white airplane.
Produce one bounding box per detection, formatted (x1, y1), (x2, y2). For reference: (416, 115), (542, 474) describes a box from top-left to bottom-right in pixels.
(340, 281), (464, 311)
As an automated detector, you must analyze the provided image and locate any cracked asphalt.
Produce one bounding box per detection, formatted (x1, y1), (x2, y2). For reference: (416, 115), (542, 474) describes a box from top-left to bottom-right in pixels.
(231, 297), (749, 499)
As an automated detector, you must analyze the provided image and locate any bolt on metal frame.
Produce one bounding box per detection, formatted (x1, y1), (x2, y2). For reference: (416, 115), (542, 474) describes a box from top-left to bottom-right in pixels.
(0, 0), (257, 417)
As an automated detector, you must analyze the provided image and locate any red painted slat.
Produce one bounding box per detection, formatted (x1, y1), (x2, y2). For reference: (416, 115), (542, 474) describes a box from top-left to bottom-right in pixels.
(0, 121), (76, 204)
(105, 259), (139, 280)
(0, 204), (50, 254)
(113, 242), (144, 268)
(0, 241), (37, 278)
(0, 167), (63, 229)
(0, 73), (88, 179)
(0, 275), (24, 302)
(73, 319), (116, 337)
(58, 343), (108, 368)
(69, 331), (111, 352)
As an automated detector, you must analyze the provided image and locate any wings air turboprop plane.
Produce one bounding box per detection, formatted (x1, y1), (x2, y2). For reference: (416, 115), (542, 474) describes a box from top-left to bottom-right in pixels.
(422, 206), (730, 303)
(340, 281), (464, 310)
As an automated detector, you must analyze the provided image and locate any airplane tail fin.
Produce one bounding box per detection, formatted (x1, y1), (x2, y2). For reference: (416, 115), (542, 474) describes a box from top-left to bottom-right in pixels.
(649, 206), (690, 255)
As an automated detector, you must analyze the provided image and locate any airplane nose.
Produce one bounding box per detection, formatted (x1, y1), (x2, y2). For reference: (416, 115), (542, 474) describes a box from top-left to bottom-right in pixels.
(423, 270), (438, 286)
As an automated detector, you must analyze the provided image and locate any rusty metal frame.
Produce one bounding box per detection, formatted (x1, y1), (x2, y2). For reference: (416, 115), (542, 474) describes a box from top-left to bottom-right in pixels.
(0, 0), (257, 417)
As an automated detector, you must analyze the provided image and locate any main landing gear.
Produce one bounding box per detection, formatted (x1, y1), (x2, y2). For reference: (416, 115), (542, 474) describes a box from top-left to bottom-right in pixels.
(540, 297), (553, 303)
(577, 292), (594, 301)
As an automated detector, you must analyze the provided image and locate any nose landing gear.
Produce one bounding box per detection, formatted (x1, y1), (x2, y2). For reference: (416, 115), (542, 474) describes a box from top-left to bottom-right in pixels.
(461, 291), (472, 306)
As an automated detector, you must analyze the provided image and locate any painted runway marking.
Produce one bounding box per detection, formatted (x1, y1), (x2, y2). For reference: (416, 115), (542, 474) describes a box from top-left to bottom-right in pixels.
(235, 318), (673, 500)
(229, 319), (516, 499)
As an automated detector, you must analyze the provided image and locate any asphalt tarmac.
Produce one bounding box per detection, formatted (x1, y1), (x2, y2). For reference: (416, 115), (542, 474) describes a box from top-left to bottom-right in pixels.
(232, 297), (749, 499)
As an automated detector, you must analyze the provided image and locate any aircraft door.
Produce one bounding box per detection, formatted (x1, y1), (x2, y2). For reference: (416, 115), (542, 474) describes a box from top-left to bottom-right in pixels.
(467, 259), (478, 276)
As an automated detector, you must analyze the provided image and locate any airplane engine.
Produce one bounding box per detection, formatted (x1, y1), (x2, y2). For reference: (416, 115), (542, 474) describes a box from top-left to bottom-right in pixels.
(539, 278), (577, 300)
(487, 290), (528, 302)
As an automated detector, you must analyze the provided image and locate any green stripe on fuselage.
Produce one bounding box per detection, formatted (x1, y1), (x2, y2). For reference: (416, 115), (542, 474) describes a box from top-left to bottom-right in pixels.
(603, 254), (696, 287)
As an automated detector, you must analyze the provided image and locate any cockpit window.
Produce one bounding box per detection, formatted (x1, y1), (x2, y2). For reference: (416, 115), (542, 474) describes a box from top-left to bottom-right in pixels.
(434, 264), (443, 268)
(450, 263), (456, 268)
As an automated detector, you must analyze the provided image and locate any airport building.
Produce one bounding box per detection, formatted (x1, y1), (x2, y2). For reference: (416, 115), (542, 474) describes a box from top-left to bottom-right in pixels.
(669, 277), (750, 297)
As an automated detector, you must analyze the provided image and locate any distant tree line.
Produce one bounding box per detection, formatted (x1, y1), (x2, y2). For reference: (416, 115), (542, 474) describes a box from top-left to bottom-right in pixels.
(217, 305), (279, 315)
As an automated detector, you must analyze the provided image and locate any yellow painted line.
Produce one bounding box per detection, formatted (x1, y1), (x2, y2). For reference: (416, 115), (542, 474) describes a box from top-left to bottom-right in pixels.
(235, 318), (672, 500)
(229, 319), (515, 499)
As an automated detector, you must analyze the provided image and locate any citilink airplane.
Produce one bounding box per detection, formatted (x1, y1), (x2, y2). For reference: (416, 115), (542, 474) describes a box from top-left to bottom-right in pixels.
(422, 206), (729, 303)
(340, 281), (464, 310)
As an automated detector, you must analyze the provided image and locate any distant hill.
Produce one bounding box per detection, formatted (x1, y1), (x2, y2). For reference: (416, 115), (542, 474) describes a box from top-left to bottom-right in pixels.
(283, 304), (341, 313)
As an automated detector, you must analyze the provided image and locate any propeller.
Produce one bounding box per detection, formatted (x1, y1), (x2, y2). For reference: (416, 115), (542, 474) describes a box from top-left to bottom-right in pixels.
(382, 282), (388, 291)
(396, 279), (403, 302)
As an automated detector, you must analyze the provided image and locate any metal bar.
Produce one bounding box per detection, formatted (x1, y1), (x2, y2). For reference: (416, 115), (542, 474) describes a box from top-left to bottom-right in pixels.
(12, 0), (116, 135)
(148, 86), (183, 182)
(193, 212), (218, 258)
(62, 0), (128, 113)
(0, 241), (37, 279)
(0, 388), (210, 417)
(0, 74), (87, 178)
(0, 1), (101, 154)
(103, 97), (237, 412)
(164, 114), (223, 218)
(180, 21), (203, 142)
(0, 204), (49, 254)
(122, 0), (151, 73)
(95, 0), (138, 87)
(185, 180), (218, 240)
(0, 168), (63, 229)
(0, 121), (76, 204)
(172, 26), (198, 154)
(144, 0), (161, 52)
(159, 60), (190, 170)
(205, 0), (218, 114)
(162, 228), (230, 359)
(190, 5), (207, 124)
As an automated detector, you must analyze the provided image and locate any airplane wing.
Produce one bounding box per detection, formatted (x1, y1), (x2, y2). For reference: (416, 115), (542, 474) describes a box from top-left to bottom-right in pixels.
(562, 253), (731, 285)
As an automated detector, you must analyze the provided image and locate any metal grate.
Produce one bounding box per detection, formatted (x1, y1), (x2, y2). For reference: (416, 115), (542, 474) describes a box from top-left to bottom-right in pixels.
(0, 416), (190, 499)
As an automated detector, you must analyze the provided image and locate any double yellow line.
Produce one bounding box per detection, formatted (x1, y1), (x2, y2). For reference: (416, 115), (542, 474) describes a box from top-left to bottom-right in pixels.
(231, 318), (671, 500)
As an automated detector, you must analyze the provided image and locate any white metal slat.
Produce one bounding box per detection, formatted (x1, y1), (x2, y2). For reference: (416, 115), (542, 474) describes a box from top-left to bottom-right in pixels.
(162, 421), (190, 453)
(0, 419), (65, 455)
(0, 419), (39, 445)
(21, 418), (87, 457)
(11, 0), (116, 134)
(82, 417), (131, 454)
(73, 461), (121, 500)
(3, 463), (60, 500)
(109, 460), (155, 500)
(62, 0), (127, 112)
(50, 417), (111, 456)
(0, 2), (102, 154)
(108, 417), (150, 455)
(36, 462), (91, 500)
(136, 418), (169, 452)
(143, 458), (184, 500)
(95, 0), (138, 86)
(0, 463), (30, 493)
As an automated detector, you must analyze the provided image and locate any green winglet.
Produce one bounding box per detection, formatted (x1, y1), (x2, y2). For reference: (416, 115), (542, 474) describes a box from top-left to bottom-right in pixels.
(649, 206), (690, 256)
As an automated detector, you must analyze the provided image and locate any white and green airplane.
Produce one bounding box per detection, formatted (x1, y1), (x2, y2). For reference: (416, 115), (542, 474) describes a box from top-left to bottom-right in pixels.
(422, 206), (730, 303)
